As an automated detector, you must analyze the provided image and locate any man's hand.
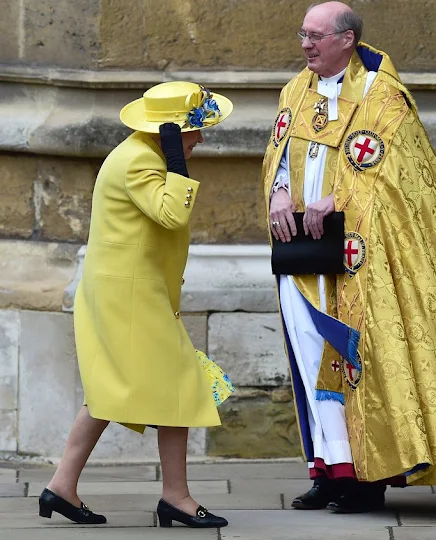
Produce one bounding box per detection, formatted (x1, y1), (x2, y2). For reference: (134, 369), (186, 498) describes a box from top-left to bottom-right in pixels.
(270, 188), (297, 242)
(303, 193), (335, 240)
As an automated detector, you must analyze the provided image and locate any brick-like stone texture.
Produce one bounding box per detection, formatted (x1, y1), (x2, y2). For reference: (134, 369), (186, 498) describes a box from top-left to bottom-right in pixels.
(181, 314), (208, 353)
(22, 0), (100, 68)
(208, 313), (289, 387)
(0, 311), (19, 410)
(208, 388), (300, 458)
(189, 157), (266, 244)
(0, 154), (36, 239)
(35, 157), (99, 243)
(0, 1), (20, 63)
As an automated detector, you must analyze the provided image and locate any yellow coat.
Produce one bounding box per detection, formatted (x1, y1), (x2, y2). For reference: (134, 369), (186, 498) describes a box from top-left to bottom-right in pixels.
(74, 131), (221, 430)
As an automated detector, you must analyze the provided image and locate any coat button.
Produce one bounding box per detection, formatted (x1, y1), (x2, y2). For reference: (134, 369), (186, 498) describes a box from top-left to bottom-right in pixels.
(181, 278), (185, 285)
(186, 193), (192, 200)
(174, 311), (180, 319)
(184, 201), (191, 208)
(187, 187), (193, 192)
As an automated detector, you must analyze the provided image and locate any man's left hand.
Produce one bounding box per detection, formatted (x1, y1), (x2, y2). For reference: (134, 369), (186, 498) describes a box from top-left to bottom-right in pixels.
(303, 194), (335, 240)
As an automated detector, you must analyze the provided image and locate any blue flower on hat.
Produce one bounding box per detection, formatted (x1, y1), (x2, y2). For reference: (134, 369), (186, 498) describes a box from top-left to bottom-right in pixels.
(187, 107), (206, 128)
(185, 87), (222, 129)
(203, 98), (220, 113)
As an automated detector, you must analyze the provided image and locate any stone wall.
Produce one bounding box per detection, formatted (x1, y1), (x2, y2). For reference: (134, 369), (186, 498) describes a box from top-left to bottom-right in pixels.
(0, 0), (435, 460)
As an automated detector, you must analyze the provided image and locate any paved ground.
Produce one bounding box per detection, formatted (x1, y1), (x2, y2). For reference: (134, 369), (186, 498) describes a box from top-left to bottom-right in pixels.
(0, 460), (435, 539)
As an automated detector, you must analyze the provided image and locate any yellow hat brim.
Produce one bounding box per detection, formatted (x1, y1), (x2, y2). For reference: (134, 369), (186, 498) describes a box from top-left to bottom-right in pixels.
(120, 93), (233, 133)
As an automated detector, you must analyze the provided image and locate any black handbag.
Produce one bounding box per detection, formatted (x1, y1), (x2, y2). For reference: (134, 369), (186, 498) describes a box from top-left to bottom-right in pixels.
(271, 212), (345, 275)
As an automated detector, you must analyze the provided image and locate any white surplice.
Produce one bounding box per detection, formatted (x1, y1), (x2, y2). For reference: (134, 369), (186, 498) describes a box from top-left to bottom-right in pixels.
(274, 69), (376, 468)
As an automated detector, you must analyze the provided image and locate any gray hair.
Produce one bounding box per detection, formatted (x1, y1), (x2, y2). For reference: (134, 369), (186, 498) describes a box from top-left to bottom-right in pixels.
(306, 3), (363, 45)
(334, 11), (363, 45)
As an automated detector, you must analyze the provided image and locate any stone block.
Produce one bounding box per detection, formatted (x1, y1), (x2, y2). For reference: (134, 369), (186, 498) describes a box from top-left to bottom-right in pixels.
(0, 483), (27, 497)
(0, 1), (20, 63)
(208, 313), (289, 386)
(180, 314), (207, 352)
(0, 511), (154, 529)
(35, 157), (99, 243)
(231, 478), (307, 495)
(214, 510), (396, 540)
(99, 0), (146, 68)
(140, 0), (306, 71)
(0, 241), (80, 312)
(22, 0), (100, 68)
(0, 311), (19, 409)
(394, 529), (436, 540)
(350, 0), (436, 72)
(0, 527), (216, 538)
(18, 311), (77, 456)
(188, 157), (266, 244)
(0, 411), (17, 452)
(0, 154), (36, 239)
(208, 390), (300, 459)
(0, 469), (16, 483)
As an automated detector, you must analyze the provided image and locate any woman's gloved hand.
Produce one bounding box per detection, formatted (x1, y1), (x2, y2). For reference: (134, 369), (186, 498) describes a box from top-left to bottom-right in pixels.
(159, 123), (189, 178)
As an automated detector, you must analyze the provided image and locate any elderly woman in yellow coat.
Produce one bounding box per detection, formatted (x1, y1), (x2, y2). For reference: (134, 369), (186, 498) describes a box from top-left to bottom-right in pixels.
(38, 81), (233, 528)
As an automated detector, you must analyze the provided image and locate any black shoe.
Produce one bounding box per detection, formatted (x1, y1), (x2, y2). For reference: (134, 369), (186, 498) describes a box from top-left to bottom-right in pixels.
(157, 499), (228, 528)
(327, 483), (386, 514)
(39, 488), (107, 524)
(292, 478), (337, 510)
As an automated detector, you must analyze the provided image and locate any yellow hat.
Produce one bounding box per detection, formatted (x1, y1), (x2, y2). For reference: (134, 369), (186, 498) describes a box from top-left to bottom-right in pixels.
(120, 81), (233, 134)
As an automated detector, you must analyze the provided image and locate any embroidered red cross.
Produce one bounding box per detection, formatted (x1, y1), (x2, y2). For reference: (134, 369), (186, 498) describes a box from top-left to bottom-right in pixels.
(354, 138), (375, 163)
(346, 362), (355, 380)
(276, 114), (287, 139)
(331, 360), (340, 372)
(344, 240), (358, 267)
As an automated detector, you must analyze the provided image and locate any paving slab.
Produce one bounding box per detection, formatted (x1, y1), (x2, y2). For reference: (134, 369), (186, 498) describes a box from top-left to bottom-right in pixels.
(186, 462), (309, 480)
(387, 485), (433, 495)
(19, 465), (157, 483)
(0, 468), (16, 482)
(0, 511), (154, 529)
(220, 510), (392, 540)
(0, 528), (217, 540)
(0, 483), (27, 497)
(386, 493), (436, 525)
(230, 478), (311, 495)
(28, 480), (228, 497)
(393, 528), (436, 540)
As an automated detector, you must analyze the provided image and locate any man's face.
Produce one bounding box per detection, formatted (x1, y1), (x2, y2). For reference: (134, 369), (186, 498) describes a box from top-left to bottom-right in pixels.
(182, 130), (204, 160)
(300, 8), (352, 78)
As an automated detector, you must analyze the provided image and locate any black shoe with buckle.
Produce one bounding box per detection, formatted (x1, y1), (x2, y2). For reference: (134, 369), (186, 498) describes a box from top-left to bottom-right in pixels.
(157, 499), (228, 528)
(39, 488), (107, 524)
(292, 478), (337, 510)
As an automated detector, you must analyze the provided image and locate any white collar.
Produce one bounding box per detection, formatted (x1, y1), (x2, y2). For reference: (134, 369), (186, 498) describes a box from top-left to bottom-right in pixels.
(317, 67), (347, 121)
(319, 67), (347, 85)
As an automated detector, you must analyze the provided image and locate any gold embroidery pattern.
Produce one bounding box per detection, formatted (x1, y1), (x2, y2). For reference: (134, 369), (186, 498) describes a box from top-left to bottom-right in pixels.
(337, 87), (436, 483)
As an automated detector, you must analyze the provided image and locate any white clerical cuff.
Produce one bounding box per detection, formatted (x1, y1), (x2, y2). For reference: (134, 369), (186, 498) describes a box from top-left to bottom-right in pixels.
(272, 175), (289, 193)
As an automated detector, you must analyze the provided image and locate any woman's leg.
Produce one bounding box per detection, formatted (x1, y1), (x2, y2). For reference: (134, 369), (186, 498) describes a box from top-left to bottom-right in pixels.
(46, 406), (109, 507)
(158, 426), (199, 516)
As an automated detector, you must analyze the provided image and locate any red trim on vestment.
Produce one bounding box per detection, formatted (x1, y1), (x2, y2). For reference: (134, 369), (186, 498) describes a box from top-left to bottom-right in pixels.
(309, 458), (407, 486)
(309, 458), (355, 480)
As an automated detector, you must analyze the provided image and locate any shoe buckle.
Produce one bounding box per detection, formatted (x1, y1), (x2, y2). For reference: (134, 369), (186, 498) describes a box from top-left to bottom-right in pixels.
(197, 506), (207, 518)
(81, 502), (91, 516)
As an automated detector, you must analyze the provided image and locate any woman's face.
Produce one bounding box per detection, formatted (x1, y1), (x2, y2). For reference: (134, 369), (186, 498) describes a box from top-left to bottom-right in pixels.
(182, 130), (204, 159)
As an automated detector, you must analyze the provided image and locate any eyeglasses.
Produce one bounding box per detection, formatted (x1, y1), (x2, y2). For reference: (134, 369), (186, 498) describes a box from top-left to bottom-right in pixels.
(296, 30), (347, 44)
